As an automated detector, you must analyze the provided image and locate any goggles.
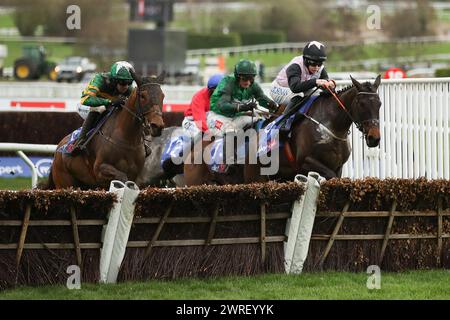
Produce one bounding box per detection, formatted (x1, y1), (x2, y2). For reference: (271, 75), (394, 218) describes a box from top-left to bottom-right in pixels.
(118, 80), (133, 86)
(305, 59), (323, 67)
(239, 75), (255, 82)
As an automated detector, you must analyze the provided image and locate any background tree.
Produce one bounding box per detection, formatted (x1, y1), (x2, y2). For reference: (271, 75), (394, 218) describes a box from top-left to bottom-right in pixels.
(11, 0), (46, 36)
(385, 0), (437, 38)
(6, 0), (128, 68)
(73, 0), (129, 69)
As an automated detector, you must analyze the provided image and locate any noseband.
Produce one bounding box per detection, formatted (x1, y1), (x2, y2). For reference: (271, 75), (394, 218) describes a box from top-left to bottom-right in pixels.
(350, 91), (380, 135)
(122, 83), (163, 130)
(327, 86), (380, 135)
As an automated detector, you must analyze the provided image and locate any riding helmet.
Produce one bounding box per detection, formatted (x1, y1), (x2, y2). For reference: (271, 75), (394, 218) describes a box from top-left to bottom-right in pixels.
(303, 41), (327, 62)
(207, 73), (224, 89)
(110, 61), (134, 81)
(234, 59), (257, 78)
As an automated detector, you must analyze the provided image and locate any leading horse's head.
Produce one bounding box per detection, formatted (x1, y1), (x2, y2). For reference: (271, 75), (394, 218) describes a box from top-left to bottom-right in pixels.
(350, 75), (382, 148)
(131, 71), (165, 137)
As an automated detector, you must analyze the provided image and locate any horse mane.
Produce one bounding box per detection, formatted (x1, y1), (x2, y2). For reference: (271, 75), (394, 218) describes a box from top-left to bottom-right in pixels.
(319, 81), (374, 98)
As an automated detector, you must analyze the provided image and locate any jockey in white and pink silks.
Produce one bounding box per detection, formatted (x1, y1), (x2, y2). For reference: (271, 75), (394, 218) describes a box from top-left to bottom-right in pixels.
(270, 41), (336, 115)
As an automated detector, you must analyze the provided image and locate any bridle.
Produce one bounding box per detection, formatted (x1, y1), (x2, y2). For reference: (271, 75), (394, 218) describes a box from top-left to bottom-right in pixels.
(121, 82), (163, 132)
(326, 86), (380, 136)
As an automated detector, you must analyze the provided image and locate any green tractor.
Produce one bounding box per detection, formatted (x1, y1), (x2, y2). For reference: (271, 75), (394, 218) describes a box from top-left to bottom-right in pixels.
(14, 45), (57, 81)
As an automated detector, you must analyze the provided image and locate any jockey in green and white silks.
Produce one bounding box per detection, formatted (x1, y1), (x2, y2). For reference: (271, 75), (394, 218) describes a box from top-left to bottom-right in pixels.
(270, 41), (335, 115)
(207, 59), (278, 137)
(72, 61), (135, 154)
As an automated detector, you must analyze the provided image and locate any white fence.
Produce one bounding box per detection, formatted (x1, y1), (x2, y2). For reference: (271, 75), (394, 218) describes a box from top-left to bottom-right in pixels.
(342, 78), (450, 179)
(0, 143), (56, 188)
(186, 35), (450, 58)
(1, 78), (449, 180)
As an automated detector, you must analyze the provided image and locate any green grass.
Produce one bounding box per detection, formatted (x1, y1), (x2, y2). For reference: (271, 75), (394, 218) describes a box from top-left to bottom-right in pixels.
(1, 271), (450, 300)
(0, 177), (45, 190)
(437, 9), (450, 23)
(0, 14), (15, 29)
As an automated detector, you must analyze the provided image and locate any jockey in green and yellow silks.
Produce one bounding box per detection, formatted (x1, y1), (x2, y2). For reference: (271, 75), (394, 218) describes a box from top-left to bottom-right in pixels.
(71, 61), (135, 155)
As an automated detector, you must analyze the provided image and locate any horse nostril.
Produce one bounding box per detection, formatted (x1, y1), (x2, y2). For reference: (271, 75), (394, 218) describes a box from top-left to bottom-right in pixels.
(151, 123), (162, 137)
(367, 135), (380, 147)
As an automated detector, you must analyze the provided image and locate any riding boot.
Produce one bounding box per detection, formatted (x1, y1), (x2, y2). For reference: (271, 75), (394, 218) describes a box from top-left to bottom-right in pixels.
(71, 112), (98, 154)
(278, 100), (298, 135)
(282, 99), (297, 116)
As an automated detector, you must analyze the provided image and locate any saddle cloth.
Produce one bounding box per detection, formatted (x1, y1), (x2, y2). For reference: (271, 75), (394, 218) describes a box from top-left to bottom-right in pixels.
(257, 95), (318, 157)
(57, 109), (114, 154)
(160, 133), (192, 169)
(208, 137), (248, 174)
(58, 128), (82, 154)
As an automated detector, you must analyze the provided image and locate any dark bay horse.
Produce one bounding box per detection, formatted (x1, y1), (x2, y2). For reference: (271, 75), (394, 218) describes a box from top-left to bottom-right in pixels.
(184, 75), (382, 185)
(47, 73), (165, 189)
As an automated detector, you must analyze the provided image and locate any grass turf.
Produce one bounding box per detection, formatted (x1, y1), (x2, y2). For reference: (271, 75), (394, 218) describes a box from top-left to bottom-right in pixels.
(0, 177), (45, 190)
(1, 271), (449, 300)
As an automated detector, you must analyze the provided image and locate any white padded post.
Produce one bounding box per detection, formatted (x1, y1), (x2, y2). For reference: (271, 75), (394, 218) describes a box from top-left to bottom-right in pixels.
(105, 181), (140, 283)
(100, 180), (127, 283)
(284, 174), (308, 273)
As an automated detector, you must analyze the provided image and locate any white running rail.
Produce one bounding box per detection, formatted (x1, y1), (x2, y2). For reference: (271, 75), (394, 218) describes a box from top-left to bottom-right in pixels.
(0, 143), (56, 188)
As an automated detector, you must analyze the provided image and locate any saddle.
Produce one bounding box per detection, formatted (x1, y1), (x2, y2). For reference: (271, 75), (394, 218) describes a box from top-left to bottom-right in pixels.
(256, 96), (319, 158)
(59, 108), (116, 155)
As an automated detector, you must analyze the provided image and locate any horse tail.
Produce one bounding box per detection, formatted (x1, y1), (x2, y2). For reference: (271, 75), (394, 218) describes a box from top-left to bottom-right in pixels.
(36, 167), (55, 190)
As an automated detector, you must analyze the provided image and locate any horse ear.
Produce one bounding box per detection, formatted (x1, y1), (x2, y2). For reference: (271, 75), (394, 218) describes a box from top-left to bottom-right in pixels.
(156, 71), (165, 84)
(350, 75), (364, 91)
(373, 74), (381, 91)
(131, 70), (142, 87)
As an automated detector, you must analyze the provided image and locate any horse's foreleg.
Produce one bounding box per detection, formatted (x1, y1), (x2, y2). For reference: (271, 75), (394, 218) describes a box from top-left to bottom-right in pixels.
(335, 165), (343, 178)
(301, 157), (338, 180)
(96, 163), (128, 184)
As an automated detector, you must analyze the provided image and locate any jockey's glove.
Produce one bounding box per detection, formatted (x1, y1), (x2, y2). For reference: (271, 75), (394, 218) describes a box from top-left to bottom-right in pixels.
(267, 100), (279, 112)
(238, 101), (257, 112)
(110, 96), (126, 108)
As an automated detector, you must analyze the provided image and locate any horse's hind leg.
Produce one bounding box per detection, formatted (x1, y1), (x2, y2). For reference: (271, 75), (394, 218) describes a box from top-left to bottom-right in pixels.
(301, 156), (338, 180)
(96, 163), (128, 184)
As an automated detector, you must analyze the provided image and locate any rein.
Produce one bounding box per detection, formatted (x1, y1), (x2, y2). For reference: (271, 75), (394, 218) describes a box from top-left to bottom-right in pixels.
(325, 86), (379, 134)
(98, 129), (143, 150)
(122, 83), (163, 125)
(98, 82), (163, 150)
